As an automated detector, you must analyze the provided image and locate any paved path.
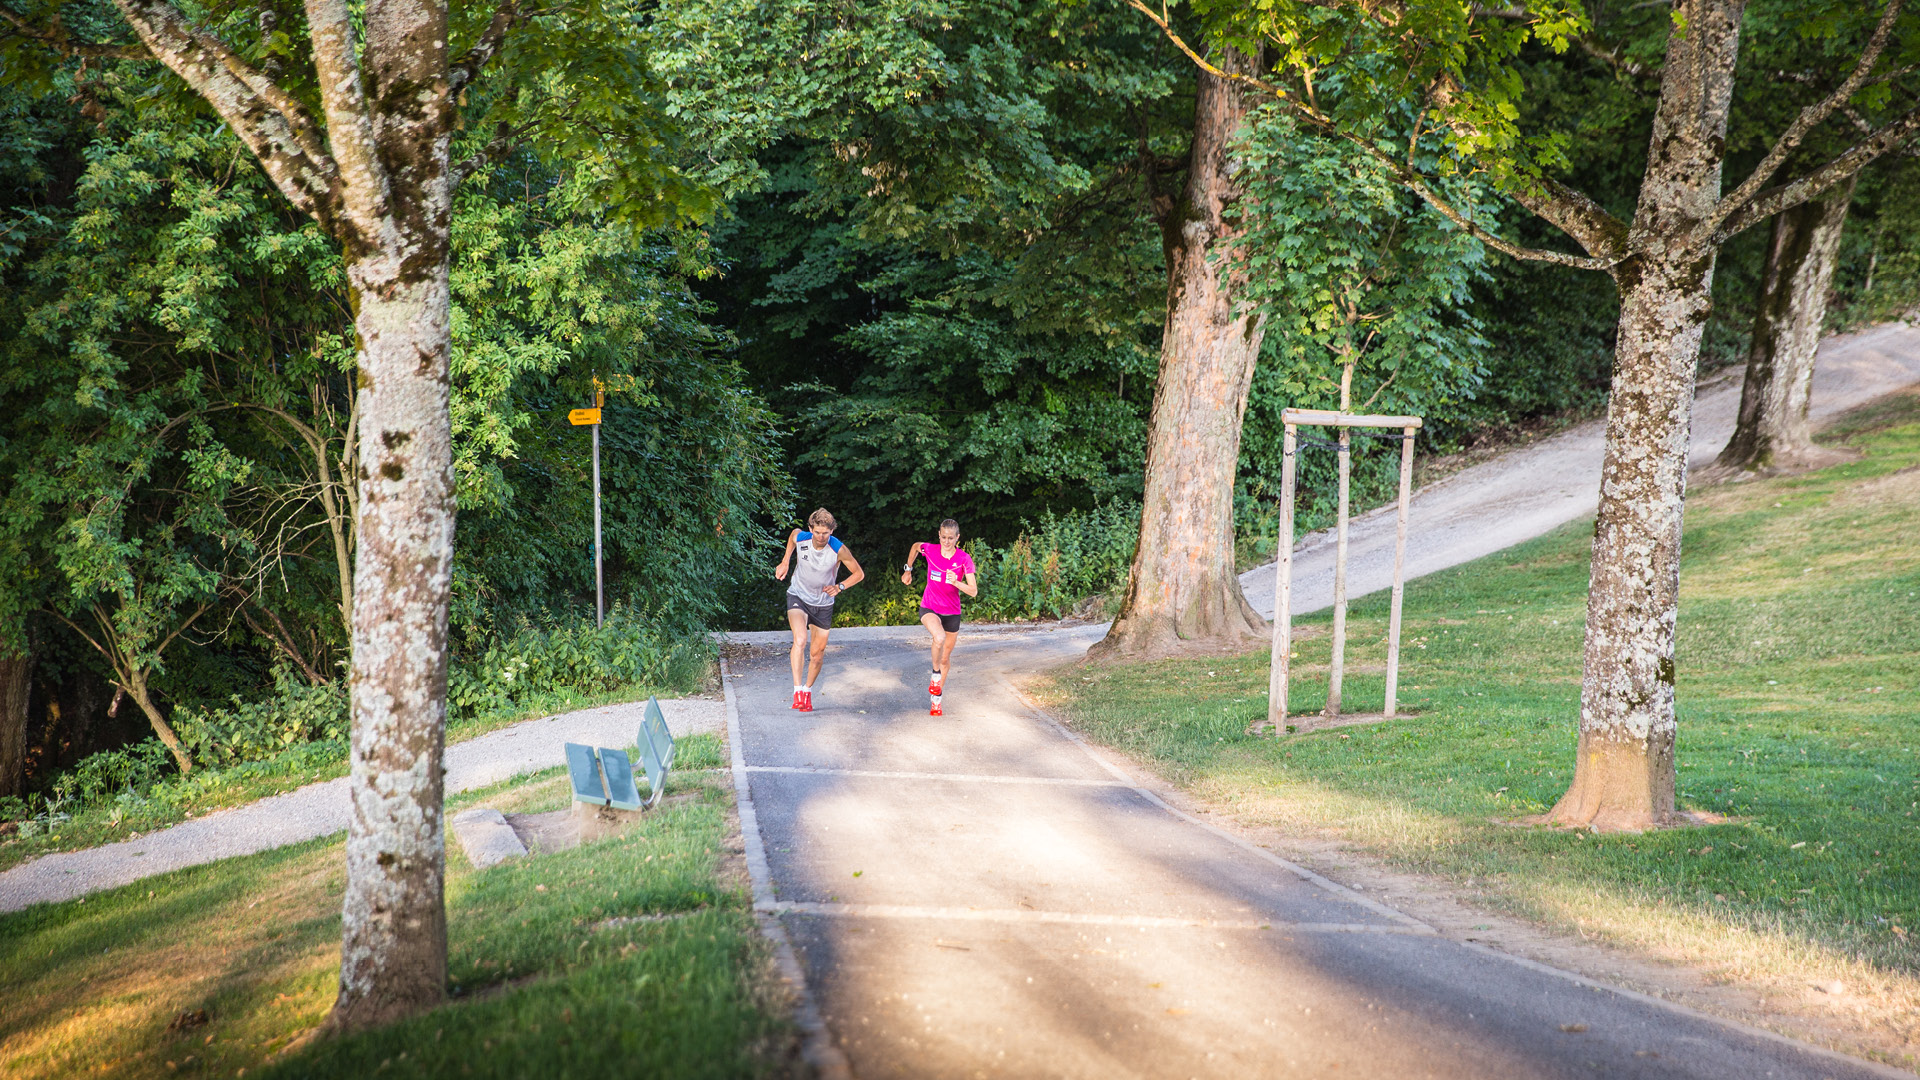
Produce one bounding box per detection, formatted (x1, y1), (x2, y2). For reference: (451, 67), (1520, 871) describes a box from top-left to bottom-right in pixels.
(0, 698), (723, 913)
(724, 625), (1904, 1079)
(1242, 321), (1920, 617)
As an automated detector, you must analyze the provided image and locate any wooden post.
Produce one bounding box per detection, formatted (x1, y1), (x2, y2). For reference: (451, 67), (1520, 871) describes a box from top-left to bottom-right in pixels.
(1327, 425), (1350, 718)
(1274, 407), (1422, 733)
(1384, 426), (1416, 716)
(1266, 423), (1298, 729)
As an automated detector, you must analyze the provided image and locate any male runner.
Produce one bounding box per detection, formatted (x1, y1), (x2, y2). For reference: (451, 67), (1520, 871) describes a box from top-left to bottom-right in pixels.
(901, 518), (977, 716)
(774, 509), (864, 712)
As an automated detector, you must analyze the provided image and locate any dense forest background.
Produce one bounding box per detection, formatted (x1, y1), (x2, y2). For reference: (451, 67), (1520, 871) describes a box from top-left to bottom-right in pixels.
(2, 0), (1915, 808)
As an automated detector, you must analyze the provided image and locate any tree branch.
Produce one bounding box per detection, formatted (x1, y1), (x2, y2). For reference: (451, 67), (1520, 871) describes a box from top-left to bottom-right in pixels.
(301, 0), (387, 240)
(1707, 0), (1905, 236)
(1125, 0), (1627, 272)
(109, 0), (346, 233)
(450, 119), (524, 187)
(449, 0), (521, 94)
(1716, 104), (1920, 242)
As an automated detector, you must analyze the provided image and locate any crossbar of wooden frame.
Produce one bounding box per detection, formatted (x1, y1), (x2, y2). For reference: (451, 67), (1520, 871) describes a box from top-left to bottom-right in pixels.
(1265, 408), (1422, 731)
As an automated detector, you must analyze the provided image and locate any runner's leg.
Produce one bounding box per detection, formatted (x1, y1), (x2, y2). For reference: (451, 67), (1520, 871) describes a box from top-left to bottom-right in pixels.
(934, 620), (958, 685)
(786, 606), (809, 704)
(806, 624), (830, 690)
(921, 611), (946, 691)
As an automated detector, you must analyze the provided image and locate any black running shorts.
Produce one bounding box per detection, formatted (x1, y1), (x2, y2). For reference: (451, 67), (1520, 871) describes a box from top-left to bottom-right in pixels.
(787, 593), (835, 630)
(919, 607), (962, 633)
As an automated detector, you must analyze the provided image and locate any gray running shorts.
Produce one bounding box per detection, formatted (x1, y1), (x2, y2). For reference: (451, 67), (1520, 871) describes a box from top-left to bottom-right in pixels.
(786, 593), (835, 630)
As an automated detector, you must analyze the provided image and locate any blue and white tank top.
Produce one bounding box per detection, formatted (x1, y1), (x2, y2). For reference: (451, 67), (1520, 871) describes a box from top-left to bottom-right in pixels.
(789, 531), (844, 606)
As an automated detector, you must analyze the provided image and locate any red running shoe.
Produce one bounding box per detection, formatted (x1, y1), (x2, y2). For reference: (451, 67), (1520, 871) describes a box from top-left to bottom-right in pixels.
(799, 689), (813, 712)
(928, 674), (943, 695)
(791, 690), (803, 710)
(929, 694), (943, 717)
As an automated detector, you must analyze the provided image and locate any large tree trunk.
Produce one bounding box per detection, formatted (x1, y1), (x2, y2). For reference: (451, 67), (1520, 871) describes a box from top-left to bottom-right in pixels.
(112, 0), (467, 1034)
(1093, 48), (1268, 660)
(324, 23), (458, 1036)
(1712, 178), (1856, 475)
(328, 263), (456, 1032)
(1548, 0), (1744, 831)
(0, 648), (30, 799)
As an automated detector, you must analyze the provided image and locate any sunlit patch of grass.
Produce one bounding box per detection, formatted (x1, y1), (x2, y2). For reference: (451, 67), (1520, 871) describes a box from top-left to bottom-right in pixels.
(0, 763), (794, 1079)
(1038, 390), (1920, 1053)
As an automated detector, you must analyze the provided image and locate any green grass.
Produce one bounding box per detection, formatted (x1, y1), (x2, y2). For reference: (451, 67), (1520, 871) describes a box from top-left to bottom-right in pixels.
(1038, 389), (1920, 1047)
(0, 734), (794, 1079)
(0, 676), (717, 874)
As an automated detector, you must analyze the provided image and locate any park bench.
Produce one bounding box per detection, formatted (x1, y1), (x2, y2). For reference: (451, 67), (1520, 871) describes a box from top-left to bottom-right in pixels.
(565, 696), (677, 812)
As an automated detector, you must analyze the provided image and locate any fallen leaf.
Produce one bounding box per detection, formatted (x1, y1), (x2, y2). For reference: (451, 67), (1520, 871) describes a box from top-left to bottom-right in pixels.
(1559, 1023), (1588, 1033)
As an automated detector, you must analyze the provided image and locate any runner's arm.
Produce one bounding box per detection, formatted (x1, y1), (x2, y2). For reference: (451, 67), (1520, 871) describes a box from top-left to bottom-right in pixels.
(827, 546), (865, 597)
(773, 529), (798, 580)
(900, 542), (922, 585)
(955, 571), (979, 598)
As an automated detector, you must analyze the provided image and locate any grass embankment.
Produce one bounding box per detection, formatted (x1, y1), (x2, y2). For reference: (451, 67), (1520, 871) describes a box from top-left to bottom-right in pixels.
(0, 735), (801, 1079)
(1039, 390), (1920, 1046)
(0, 675), (714, 874)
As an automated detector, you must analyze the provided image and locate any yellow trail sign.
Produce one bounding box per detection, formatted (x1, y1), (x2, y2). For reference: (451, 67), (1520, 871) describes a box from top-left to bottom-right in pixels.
(568, 408), (602, 426)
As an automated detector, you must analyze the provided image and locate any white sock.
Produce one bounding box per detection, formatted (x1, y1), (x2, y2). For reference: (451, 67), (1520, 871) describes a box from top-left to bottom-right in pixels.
(795, 684), (805, 693)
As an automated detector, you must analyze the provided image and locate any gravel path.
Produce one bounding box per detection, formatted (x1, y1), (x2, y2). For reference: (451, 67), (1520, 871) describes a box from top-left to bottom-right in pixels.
(1240, 321), (1920, 618)
(0, 698), (723, 913)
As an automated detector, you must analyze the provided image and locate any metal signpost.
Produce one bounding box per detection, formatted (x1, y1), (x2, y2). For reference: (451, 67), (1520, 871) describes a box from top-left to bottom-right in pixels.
(568, 381), (605, 628)
(1266, 407), (1423, 733)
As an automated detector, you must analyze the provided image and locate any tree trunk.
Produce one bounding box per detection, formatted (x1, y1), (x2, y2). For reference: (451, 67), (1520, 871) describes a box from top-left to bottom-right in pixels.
(1712, 177), (1856, 475)
(0, 649), (30, 799)
(1093, 48), (1268, 660)
(120, 670), (193, 774)
(1548, 0), (1744, 832)
(326, 262), (456, 1030)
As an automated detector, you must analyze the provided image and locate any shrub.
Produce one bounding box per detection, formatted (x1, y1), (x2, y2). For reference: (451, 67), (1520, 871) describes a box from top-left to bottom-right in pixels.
(968, 501), (1138, 622)
(447, 609), (712, 719)
(173, 667), (350, 769)
(49, 738), (174, 808)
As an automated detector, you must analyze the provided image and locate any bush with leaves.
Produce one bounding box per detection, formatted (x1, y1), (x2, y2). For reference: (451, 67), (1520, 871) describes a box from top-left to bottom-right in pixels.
(172, 667), (348, 769)
(446, 611), (713, 720)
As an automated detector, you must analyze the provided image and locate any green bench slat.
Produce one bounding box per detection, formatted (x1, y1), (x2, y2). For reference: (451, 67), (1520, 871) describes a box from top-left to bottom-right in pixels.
(565, 742), (608, 806)
(599, 747), (645, 811)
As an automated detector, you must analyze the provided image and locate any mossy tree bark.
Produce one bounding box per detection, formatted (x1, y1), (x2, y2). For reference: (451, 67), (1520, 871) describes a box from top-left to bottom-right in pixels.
(1093, 46), (1269, 660)
(94, 0), (527, 1033)
(1542, 1), (1744, 831)
(1713, 178), (1857, 475)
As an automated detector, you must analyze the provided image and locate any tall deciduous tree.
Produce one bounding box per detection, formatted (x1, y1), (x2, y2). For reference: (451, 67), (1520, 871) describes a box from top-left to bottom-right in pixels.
(1713, 178), (1857, 475)
(1093, 46), (1270, 658)
(2, 0), (709, 1030)
(1148, 0), (1920, 827)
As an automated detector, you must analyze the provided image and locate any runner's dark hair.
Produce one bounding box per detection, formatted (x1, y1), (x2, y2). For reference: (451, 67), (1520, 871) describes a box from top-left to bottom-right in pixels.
(939, 518), (959, 535)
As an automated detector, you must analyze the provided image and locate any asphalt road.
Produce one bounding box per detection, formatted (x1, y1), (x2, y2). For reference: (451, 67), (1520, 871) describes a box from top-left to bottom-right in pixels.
(726, 624), (1903, 1080)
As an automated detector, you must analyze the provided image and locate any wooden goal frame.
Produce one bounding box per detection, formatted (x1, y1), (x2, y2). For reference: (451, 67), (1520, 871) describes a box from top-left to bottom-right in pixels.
(1265, 408), (1423, 732)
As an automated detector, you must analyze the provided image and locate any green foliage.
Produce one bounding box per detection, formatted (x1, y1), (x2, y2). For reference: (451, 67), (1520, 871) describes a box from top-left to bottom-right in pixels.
(1234, 108), (1490, 534)
(828, 501), (1138, 626)
(446, 612), (714, 720)
(967, 502), (1139, 622)
(173, 667), (349, 769)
